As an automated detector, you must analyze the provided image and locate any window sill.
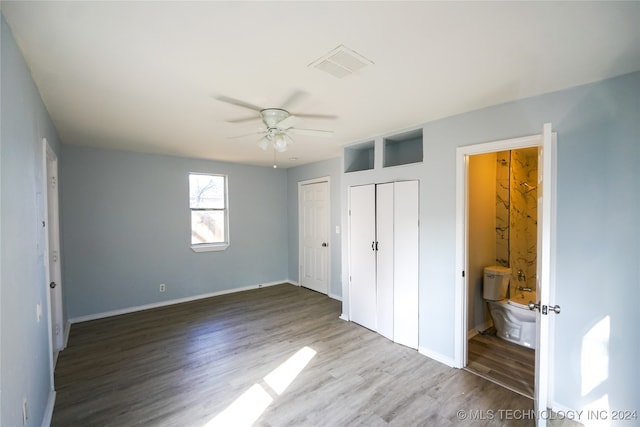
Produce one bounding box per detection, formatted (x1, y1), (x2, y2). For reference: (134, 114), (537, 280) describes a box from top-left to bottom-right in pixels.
(191, 243), (229, 253)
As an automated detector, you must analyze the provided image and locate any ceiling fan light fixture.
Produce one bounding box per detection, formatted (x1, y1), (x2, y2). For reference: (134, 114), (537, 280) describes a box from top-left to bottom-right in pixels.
(257, 135), (270, 151)
(273, 134), (288, 152)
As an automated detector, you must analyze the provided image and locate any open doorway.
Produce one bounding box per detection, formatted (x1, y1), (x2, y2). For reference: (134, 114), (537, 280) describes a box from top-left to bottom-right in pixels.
(455, 125), (558, 425)
(465, 147), (538, 397)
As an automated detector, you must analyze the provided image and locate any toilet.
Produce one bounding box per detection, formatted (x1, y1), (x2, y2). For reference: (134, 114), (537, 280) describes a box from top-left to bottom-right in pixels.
(483, 266), (537, 349)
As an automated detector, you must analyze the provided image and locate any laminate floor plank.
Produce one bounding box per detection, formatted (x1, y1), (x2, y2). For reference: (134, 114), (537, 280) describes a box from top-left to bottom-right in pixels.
(53, 284), (553, 426)
(466, 333), (535, 398)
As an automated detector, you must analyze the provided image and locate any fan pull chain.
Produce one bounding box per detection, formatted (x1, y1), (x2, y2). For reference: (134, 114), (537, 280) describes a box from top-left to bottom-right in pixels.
(273, 148), (278, 168)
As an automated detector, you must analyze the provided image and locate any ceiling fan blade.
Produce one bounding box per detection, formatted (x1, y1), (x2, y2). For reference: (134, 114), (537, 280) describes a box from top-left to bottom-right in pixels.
(227, 116), (262, 124)
(215, 95), (263, 112)
(227, 129), (266, 139)
(275, 115), (298, 130)
(294, 113), (338, 120)
(287, 128), (333, 137)
(280, 90), (309, 110)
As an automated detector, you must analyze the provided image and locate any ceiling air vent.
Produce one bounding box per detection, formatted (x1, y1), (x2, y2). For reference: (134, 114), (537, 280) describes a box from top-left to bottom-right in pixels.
(309, 44), (374, 78)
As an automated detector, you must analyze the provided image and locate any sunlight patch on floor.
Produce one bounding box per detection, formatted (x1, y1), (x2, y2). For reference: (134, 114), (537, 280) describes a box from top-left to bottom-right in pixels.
(265, 346), (317, 395)
(203, 346), (317, 426)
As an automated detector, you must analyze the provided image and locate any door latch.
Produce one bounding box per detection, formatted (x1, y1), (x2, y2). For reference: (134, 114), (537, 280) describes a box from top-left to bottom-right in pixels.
(528, 301), (560, 315)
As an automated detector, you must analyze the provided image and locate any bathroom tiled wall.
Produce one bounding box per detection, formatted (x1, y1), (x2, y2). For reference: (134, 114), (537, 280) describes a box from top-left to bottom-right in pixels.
(495, 148), (538, 294)
(495, 152), (510, 267)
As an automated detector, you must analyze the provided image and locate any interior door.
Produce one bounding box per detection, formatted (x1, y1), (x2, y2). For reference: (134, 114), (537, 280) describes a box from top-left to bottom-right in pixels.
(300, 181), (329, 294)
(375, 183), (394, 340)
(393, 181), (419, 349)
(45, 141), (64, 359)
(534, 123), (557, 426)
(349, 185), (377, 331)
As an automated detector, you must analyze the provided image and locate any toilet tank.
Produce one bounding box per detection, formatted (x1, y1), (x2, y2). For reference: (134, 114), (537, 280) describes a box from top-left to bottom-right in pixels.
(483, 266), (511, 301)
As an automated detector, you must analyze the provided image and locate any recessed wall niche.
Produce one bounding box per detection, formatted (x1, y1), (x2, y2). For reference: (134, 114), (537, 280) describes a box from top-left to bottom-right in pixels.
(383, 129), (423, 168)
(344, 140), (375, 173)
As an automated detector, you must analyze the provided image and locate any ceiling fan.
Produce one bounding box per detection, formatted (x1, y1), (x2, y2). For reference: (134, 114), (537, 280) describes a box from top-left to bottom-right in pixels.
(216, 92), (336, 154)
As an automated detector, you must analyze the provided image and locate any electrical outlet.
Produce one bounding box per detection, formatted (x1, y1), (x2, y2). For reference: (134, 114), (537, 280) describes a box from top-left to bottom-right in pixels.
(159, 283), (166, 292)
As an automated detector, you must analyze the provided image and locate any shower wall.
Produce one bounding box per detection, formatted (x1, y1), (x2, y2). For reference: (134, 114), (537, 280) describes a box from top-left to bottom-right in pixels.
(495, 149), (538, 292)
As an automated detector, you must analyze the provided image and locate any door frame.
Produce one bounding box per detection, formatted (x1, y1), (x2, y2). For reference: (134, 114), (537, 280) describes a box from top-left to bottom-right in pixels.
(42, 138), (64, 384)
(298, 176), (331, 295)
(454, 127), (557, 412)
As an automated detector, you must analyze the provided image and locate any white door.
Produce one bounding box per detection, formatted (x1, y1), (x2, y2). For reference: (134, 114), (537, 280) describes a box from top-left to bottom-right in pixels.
(349, 185), (377, 331)
(534, 123), (558, 426)
(44, 141), (64, 361)
(375, 183), (394, 340)
(300, 181), (330, 294)
(393, 181), (419, 349)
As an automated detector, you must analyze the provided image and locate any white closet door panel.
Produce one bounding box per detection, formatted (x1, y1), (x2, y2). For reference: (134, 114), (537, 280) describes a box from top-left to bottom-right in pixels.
(393, 180), (419, 349)
(349, 185), (377, 331)
(376, 183), (395, 340)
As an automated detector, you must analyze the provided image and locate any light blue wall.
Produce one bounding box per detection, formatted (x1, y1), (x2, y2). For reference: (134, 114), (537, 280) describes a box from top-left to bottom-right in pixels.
(340, 71), (639, 414)
(1, 15), (63, 427)
(286, 157), (342, 299)
(60, 145), (289, 318)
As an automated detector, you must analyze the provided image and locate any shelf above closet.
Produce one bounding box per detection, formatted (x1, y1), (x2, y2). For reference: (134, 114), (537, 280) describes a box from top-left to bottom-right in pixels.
(344, 140), (375, 173)
(383, 129), (423, 168)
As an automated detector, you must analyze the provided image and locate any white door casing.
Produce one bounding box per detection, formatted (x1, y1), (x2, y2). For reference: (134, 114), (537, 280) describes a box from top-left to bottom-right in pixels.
(43, 138), (64, 383)
(348, 184), (377, 331)
(299, 179), (330, 294)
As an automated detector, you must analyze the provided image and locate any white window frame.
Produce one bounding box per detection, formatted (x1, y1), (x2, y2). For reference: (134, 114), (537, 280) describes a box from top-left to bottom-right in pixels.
(189, 173), (230, 252)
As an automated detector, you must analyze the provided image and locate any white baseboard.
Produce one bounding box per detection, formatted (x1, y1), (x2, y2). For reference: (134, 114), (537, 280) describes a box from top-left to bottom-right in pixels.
(63, 320), (71, 349)
(289, 280), (342, 301)
(328, 292), (342, 301)
(468, 320), (493, 339)
(40, 389), (56, 427)
(418, 346), (457, 368)
(69, 280), (292, 324)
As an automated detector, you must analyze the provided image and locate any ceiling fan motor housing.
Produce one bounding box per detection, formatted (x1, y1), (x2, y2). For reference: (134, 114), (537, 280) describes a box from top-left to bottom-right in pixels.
(261, 108), (290, 128)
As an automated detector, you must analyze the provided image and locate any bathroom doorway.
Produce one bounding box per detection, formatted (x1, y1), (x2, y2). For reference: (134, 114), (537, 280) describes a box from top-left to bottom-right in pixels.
(465, 147), (538, 398)
(455, 125), (558, 425)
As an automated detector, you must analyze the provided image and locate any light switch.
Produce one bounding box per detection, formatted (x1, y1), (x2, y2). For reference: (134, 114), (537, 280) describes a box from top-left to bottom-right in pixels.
(335, 226), (340, 234)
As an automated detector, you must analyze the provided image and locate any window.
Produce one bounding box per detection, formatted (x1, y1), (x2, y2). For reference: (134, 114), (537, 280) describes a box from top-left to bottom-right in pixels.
(189, 173), (228, 252)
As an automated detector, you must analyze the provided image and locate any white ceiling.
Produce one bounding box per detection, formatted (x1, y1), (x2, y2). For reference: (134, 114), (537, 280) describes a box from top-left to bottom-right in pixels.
(3, 1), (640, 168)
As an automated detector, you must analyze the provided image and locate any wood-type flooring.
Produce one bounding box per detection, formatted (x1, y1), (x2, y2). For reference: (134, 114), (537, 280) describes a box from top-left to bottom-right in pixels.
(466, 333), (535, 398)
(53, 284), (555, 426)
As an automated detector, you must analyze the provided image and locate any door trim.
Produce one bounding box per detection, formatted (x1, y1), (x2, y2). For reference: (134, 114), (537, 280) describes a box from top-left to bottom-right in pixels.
(298, 177), (331, 295)
(454, 129), (557, 410)
(42, 138), (64, 389)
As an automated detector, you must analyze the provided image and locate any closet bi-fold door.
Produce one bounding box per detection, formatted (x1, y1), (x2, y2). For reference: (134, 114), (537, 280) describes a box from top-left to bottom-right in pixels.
(393, 181), (419, 349)
(375, 183), (395, 341)
(348, 184), (377, 331)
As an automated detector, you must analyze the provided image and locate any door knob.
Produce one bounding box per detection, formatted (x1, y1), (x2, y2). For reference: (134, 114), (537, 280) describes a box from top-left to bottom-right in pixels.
(528, 301), (561, 315)
(322, 242), (328, 247)
(49, 281), (57, 289)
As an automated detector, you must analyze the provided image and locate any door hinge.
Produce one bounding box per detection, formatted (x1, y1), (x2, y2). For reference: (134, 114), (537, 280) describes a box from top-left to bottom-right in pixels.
(53, 251), (59, 262)
(462, 270), (465, 278)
